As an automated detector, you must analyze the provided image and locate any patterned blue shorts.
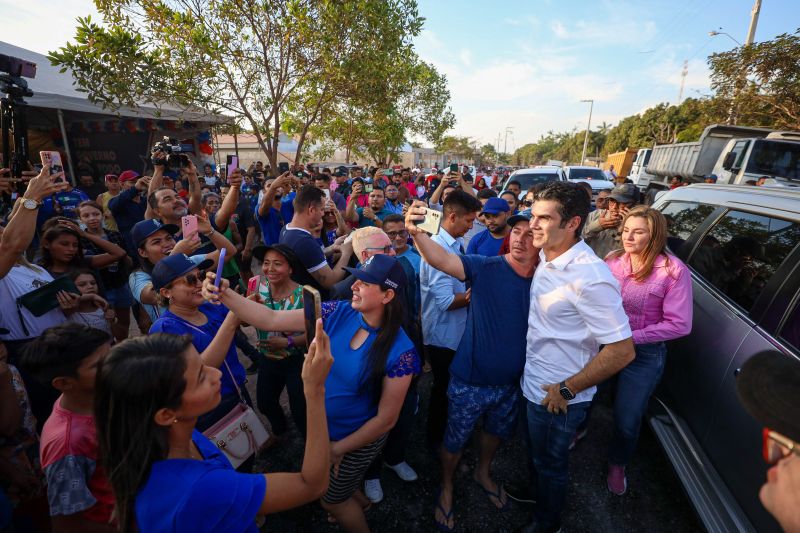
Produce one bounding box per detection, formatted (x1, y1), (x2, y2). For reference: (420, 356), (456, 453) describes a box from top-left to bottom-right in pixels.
(443, 375), (519, 453)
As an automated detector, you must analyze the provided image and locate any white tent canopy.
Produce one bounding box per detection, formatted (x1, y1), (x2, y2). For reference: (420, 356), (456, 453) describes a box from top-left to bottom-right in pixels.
(1, 41), (229, 124)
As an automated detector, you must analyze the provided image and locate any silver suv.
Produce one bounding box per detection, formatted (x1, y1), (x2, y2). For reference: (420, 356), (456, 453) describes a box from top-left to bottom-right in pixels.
(649, 184), (800, 533)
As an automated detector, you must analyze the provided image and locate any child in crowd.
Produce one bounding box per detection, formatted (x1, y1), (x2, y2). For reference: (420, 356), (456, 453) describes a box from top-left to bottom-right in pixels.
(68, 269), (115, 336)
(21, 324), (116, 532)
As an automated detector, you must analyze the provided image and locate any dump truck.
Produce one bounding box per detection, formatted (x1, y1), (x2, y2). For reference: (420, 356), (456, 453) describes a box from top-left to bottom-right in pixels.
(640, 124), (800, 190)
(603, 149), (637, 178)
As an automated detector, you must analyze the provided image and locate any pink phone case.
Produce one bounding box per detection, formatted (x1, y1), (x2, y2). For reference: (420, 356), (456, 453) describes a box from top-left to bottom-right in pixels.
(182, 215), (198, 240)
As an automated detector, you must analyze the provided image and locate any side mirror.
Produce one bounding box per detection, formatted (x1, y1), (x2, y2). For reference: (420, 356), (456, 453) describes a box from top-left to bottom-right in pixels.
(722, 152), (737, 171)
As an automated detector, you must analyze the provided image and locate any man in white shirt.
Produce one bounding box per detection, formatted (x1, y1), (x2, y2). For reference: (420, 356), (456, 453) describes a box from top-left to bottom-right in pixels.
(520, 181), (635, 533)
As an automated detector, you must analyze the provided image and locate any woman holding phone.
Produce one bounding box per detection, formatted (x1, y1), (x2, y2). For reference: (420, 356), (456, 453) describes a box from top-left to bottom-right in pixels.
(203, 254), (420, 532)
(146, 255), (251, 444)
(94, 321), (333, 533)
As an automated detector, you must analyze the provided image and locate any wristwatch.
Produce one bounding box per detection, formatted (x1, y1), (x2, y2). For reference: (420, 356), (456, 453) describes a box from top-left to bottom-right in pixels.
(559, 381), (575, 401)
(20, 197), (40, 210)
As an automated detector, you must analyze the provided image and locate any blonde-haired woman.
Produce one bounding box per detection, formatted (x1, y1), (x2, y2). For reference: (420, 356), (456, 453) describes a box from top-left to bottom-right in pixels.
(604, 206), (693, 495)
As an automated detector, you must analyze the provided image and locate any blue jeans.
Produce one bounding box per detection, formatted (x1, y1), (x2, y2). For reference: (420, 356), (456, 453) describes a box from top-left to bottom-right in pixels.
(609, 342), (666, 466)
(526, 399), (590, 529)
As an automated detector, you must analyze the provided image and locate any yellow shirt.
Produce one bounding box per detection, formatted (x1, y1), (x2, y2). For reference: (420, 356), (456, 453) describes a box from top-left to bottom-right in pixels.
(98, 191), (119, 232)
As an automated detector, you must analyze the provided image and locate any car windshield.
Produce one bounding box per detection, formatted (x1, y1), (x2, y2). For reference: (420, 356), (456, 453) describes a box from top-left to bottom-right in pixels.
(568, 168), (608, 181)
(510, 172), (560, 190)
(746, 140), (800, 181)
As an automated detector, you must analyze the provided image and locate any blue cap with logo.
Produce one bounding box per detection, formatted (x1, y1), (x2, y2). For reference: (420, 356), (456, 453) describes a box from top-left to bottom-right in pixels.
(132, 219), (179, 248)
(344, 254), (407, 291)
(151, 254), (214, 291)
(480, 196), (511, 215)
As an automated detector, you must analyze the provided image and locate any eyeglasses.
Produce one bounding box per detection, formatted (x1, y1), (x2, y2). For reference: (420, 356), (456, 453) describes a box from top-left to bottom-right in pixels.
(763, 429), (800, 464)
(522, 200), (534, 207)
(364, 245), (395, 254)
(385, 230), (408, 239)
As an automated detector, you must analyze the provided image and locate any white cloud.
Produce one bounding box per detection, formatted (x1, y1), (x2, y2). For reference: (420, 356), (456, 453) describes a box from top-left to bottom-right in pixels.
(551, 20), (568, 39)
(0, 0), (100, 55)
(459, 49), (473, 67)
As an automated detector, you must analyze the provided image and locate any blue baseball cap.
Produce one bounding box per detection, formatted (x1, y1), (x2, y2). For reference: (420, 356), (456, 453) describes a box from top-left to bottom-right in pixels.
(344, 254), (407, 291)
(151, 254), (213, 291)
(507, 211), (532, 227)
(481, 196), (511, 215)
(132, 219), (180, 248)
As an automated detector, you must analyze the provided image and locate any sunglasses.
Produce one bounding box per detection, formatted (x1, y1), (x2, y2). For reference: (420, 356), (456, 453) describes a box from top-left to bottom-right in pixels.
(385, 230), (408, 239)
(763, 428), (800, 464)
(522, 200), (534, 207)
(364, 245), (395, 254)
(175, 271), (204, 286)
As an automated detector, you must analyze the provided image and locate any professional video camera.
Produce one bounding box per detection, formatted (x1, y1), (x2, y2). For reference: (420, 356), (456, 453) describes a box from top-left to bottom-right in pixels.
(151, 136), (191, 170)
(0, 54), (37, 178)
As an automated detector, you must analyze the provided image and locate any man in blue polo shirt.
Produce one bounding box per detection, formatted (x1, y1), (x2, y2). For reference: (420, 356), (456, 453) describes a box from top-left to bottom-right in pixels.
(345, 187), (392, 228)
(466, 197), (510, 256)
(407, 205), (539, 533)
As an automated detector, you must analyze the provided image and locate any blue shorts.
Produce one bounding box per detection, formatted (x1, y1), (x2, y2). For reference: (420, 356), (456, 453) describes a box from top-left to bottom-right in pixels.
(104, 285), (133, 307)
(443, 375), (519, 453)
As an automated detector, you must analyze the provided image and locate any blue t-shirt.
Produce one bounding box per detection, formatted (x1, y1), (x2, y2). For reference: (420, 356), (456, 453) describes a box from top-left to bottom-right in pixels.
(256, 207), (284, 245)
(397, 246), (421, 275)
(280, 191), (296, 224)
(321, 300), (420, 441)
(355, 207), (392, 228)
(449, 255), (532, 386)
(279, 226), (328, 299)
(136, 430), (265, 533)
(465, 229), (504, 257)
(149, 302), (245, 397)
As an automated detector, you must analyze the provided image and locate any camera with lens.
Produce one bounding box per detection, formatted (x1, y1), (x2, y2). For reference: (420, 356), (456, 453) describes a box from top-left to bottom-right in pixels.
(151, 136), (191, 170)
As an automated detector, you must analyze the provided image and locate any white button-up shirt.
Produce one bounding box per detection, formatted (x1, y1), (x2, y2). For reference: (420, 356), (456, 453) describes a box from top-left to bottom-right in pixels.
(522, 239), (632, 405)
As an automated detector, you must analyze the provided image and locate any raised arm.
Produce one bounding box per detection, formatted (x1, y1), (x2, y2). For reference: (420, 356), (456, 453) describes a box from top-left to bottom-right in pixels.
(0, 166), (63, 278)
(429, 177), (447, 206)
(258, 174), (288, 217)
(197, 214), (236, 269)
(405, 202), (465, 280)
(201, 273), (304, 332)
(196, 312), (241, 369)
(310, 241), (354, 289)
(186, 161), (202, 216)
(344, 193), (361, 223)
(213, 170), (241, 231)
(259, 320), (331, 514)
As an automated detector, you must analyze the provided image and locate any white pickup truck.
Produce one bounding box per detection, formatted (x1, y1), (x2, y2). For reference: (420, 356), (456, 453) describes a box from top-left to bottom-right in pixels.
(630, 124), (800, 192)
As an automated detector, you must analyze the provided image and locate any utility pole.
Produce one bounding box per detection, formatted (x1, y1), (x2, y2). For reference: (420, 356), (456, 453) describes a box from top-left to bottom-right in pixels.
(677, 59), (688, 104)
(745, 0), (761, 46)
(580, 99), (594, 165)
(504, 126), (513, 156)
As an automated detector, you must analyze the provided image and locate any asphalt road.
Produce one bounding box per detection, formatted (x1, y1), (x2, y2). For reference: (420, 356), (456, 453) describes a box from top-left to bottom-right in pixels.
(246, 360), (704, 533)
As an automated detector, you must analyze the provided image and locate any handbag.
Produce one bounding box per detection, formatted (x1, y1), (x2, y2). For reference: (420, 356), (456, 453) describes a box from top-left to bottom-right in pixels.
(202, 360), (270, 468)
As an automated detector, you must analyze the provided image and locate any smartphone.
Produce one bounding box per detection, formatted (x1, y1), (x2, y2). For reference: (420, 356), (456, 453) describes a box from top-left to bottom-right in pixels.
(413, 206), (442, 235)
(364, 183), (374, 193)
(40, 151), (64, 176)
(278, 162), (290, 173)
(449, 163), (459, 173)
(384, 168), (394, 177)
(181, 214), (199, 241)
(246, 276), (260, 297)
(295, 171), (304, 178)
(323, 188), (331, 199)
(302, 285), (322, 347)
(226, 155), (238, 178)
(214, 248), (226, 288)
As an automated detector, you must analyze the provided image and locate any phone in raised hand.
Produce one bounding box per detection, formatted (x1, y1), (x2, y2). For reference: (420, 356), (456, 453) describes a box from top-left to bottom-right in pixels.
(40, 151), (64, 176)
(226, 155), (238, 179)
(181, 215), (199, 242)
(214, 248), (226, 288)
(302, 285), (322, 346)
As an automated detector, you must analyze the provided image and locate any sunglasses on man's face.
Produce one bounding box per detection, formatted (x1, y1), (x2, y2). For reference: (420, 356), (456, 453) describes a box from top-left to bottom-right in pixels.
(385, 230), (408, 239)
(364, 245), (395, 254)
(522, 199), (534, 207)
(763, 428), (800, 464)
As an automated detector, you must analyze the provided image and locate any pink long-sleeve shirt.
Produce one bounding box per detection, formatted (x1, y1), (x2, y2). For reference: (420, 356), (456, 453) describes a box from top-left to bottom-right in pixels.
(605, 252), (693, 345)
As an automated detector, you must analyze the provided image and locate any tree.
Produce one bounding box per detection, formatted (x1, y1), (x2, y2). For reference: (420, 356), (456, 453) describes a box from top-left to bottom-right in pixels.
(435, 135), (473, 163)
(49, 0), (426, 170)
(708, 28), (800, 129)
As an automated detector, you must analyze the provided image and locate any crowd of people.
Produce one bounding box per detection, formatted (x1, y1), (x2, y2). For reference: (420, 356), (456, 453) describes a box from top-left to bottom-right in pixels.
(1, 150), (798, 533)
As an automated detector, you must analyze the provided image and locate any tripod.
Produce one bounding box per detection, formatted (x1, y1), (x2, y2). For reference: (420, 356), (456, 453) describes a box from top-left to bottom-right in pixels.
(0, 73), (32, 179)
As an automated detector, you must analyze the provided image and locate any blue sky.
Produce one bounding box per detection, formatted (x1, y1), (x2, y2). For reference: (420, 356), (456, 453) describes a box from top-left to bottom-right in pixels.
(413, 0), (799, 150)
(3, 0), (798, 151)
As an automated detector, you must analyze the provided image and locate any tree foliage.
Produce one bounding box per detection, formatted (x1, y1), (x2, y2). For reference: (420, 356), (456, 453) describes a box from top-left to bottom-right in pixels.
(708, 28), (800, 129)
(49, 0), (448, 169)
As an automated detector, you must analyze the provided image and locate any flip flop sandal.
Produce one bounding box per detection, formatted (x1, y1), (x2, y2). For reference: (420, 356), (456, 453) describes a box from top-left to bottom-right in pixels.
(474, 480), (510, 511)
(434, 487), (455, 533)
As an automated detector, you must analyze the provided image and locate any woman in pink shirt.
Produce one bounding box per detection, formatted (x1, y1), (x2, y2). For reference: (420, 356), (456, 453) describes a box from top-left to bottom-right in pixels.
(604, 206), (692, 496)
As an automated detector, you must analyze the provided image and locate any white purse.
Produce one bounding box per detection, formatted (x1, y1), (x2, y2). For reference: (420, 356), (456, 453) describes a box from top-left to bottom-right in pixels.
(202, 360), (270, 468)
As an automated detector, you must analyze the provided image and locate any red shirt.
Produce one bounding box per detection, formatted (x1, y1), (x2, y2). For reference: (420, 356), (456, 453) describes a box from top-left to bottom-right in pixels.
(40, 397), (115, 524)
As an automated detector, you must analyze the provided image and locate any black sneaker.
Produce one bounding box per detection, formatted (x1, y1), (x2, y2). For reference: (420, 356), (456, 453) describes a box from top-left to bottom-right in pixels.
(505, 483), (536, 504)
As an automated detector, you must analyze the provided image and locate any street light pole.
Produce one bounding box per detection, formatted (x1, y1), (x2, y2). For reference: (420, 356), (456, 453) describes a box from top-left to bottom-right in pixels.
(580, 99), (594, 165)
(745, 0), (762, 46)
(504, 126), (513, 156)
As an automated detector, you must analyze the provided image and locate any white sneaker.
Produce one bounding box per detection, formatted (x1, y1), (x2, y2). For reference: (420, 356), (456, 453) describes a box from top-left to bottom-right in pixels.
(386, 461), (418, 482)
(364, 478), (384, 503)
